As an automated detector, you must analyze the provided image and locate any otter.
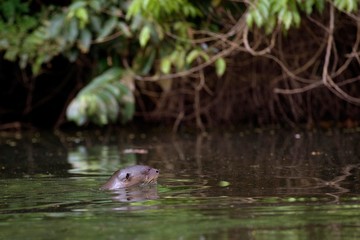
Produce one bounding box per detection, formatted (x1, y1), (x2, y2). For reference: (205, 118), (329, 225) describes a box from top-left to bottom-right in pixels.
(100, 165), (159, 190)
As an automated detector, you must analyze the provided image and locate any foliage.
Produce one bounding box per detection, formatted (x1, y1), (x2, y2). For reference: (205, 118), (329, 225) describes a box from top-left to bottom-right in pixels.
(0, 1), (43, 71)
(0, 0), (29, 22)
(126, 0), (201, 20)
(246, 0), (358, 32)
(0, 0), (360, 127)
(66, 67), (135, 126)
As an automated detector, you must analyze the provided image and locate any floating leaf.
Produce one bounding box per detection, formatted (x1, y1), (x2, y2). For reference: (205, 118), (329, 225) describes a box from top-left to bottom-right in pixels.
(218, 181), (230, 187)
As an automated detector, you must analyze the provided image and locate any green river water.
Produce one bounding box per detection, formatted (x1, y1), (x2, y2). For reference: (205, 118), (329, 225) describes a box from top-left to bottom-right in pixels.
(1, 128), (360, 239)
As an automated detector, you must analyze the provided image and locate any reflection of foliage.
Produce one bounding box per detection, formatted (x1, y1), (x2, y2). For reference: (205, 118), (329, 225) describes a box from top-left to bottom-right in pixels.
(1, 0), (360, 127)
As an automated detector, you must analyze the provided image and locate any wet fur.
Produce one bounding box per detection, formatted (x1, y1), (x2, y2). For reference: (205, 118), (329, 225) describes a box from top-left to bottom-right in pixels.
(100, 165), (159, 190)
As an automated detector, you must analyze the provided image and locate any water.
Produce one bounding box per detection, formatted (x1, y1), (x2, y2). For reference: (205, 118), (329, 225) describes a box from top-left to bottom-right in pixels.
(1, 128), (360, 239)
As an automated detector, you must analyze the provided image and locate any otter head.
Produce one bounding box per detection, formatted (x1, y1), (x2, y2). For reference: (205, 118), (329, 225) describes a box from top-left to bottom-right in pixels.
(100, 165), (160, 190)
(116, 166), (159, 187)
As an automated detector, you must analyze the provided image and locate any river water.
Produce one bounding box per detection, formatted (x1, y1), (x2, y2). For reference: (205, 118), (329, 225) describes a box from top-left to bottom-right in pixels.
(1, 128), (360, 239)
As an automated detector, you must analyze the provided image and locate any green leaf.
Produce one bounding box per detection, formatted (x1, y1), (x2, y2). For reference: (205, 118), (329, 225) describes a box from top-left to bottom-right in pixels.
(89, 0), (101, 11)
(118, 22), (132, 37)
(90, 15), (101, 33)
(186, 49), (199, 64)
(160, 57), (171, 74)
(170, 49), (186, 70)
(75, 7), (88, 28)
(258, 2), (269, 19)
(215, 57), (226, 77)
(246, 13), (253, 28)
(48, 14), (65, 38)
(141, 50), (156, 74)
(97, 89), (119, 122)
(126, 0), (142, 19)
(67, 18), (79, 44)
(293, 11), (301, 27)
(303, 0), (314, 15)
(346, 0), (358, 12)
(68, 1), (87, 12)
(78, 29), (92, 53)
(97, 17), (117, 40)
(273, 0), (286, 13)
(66, 95), (88, 126)
(86, 67), (122, 89)
(253, 9), (263, 27)
(186, 49), (209, 65)
(315, 0), (325, 13)
(334, 0), (346, 11)
(278, 8), (286, 22)
(265, 16), (276, 34)
(283, 11), (293, 30)
(139, 25), (151, 47)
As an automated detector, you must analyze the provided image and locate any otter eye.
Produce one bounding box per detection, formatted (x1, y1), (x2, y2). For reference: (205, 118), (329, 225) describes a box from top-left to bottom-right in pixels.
(125, 173), (130, 179)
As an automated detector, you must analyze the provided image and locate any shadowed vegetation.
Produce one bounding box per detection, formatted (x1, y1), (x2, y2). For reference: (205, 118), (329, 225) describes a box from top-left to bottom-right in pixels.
(0, 0), (359, 130)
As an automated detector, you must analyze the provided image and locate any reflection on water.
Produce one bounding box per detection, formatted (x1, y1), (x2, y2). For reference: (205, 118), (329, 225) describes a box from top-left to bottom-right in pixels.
(1, 129), (360, 239)
(110, 185), (159, 203)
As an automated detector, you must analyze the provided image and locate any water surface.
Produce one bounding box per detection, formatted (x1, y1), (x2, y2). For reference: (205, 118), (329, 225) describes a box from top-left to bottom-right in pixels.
(1, 129), (360, 239)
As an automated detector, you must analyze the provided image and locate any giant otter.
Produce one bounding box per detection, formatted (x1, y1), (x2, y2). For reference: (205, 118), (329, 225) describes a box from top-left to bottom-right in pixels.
(100, 165), (159, 190)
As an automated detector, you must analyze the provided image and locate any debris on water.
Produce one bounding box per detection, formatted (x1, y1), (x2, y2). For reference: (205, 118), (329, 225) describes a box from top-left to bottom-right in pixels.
(218, 181), (230, 187)
(123, 148), (149, 154)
